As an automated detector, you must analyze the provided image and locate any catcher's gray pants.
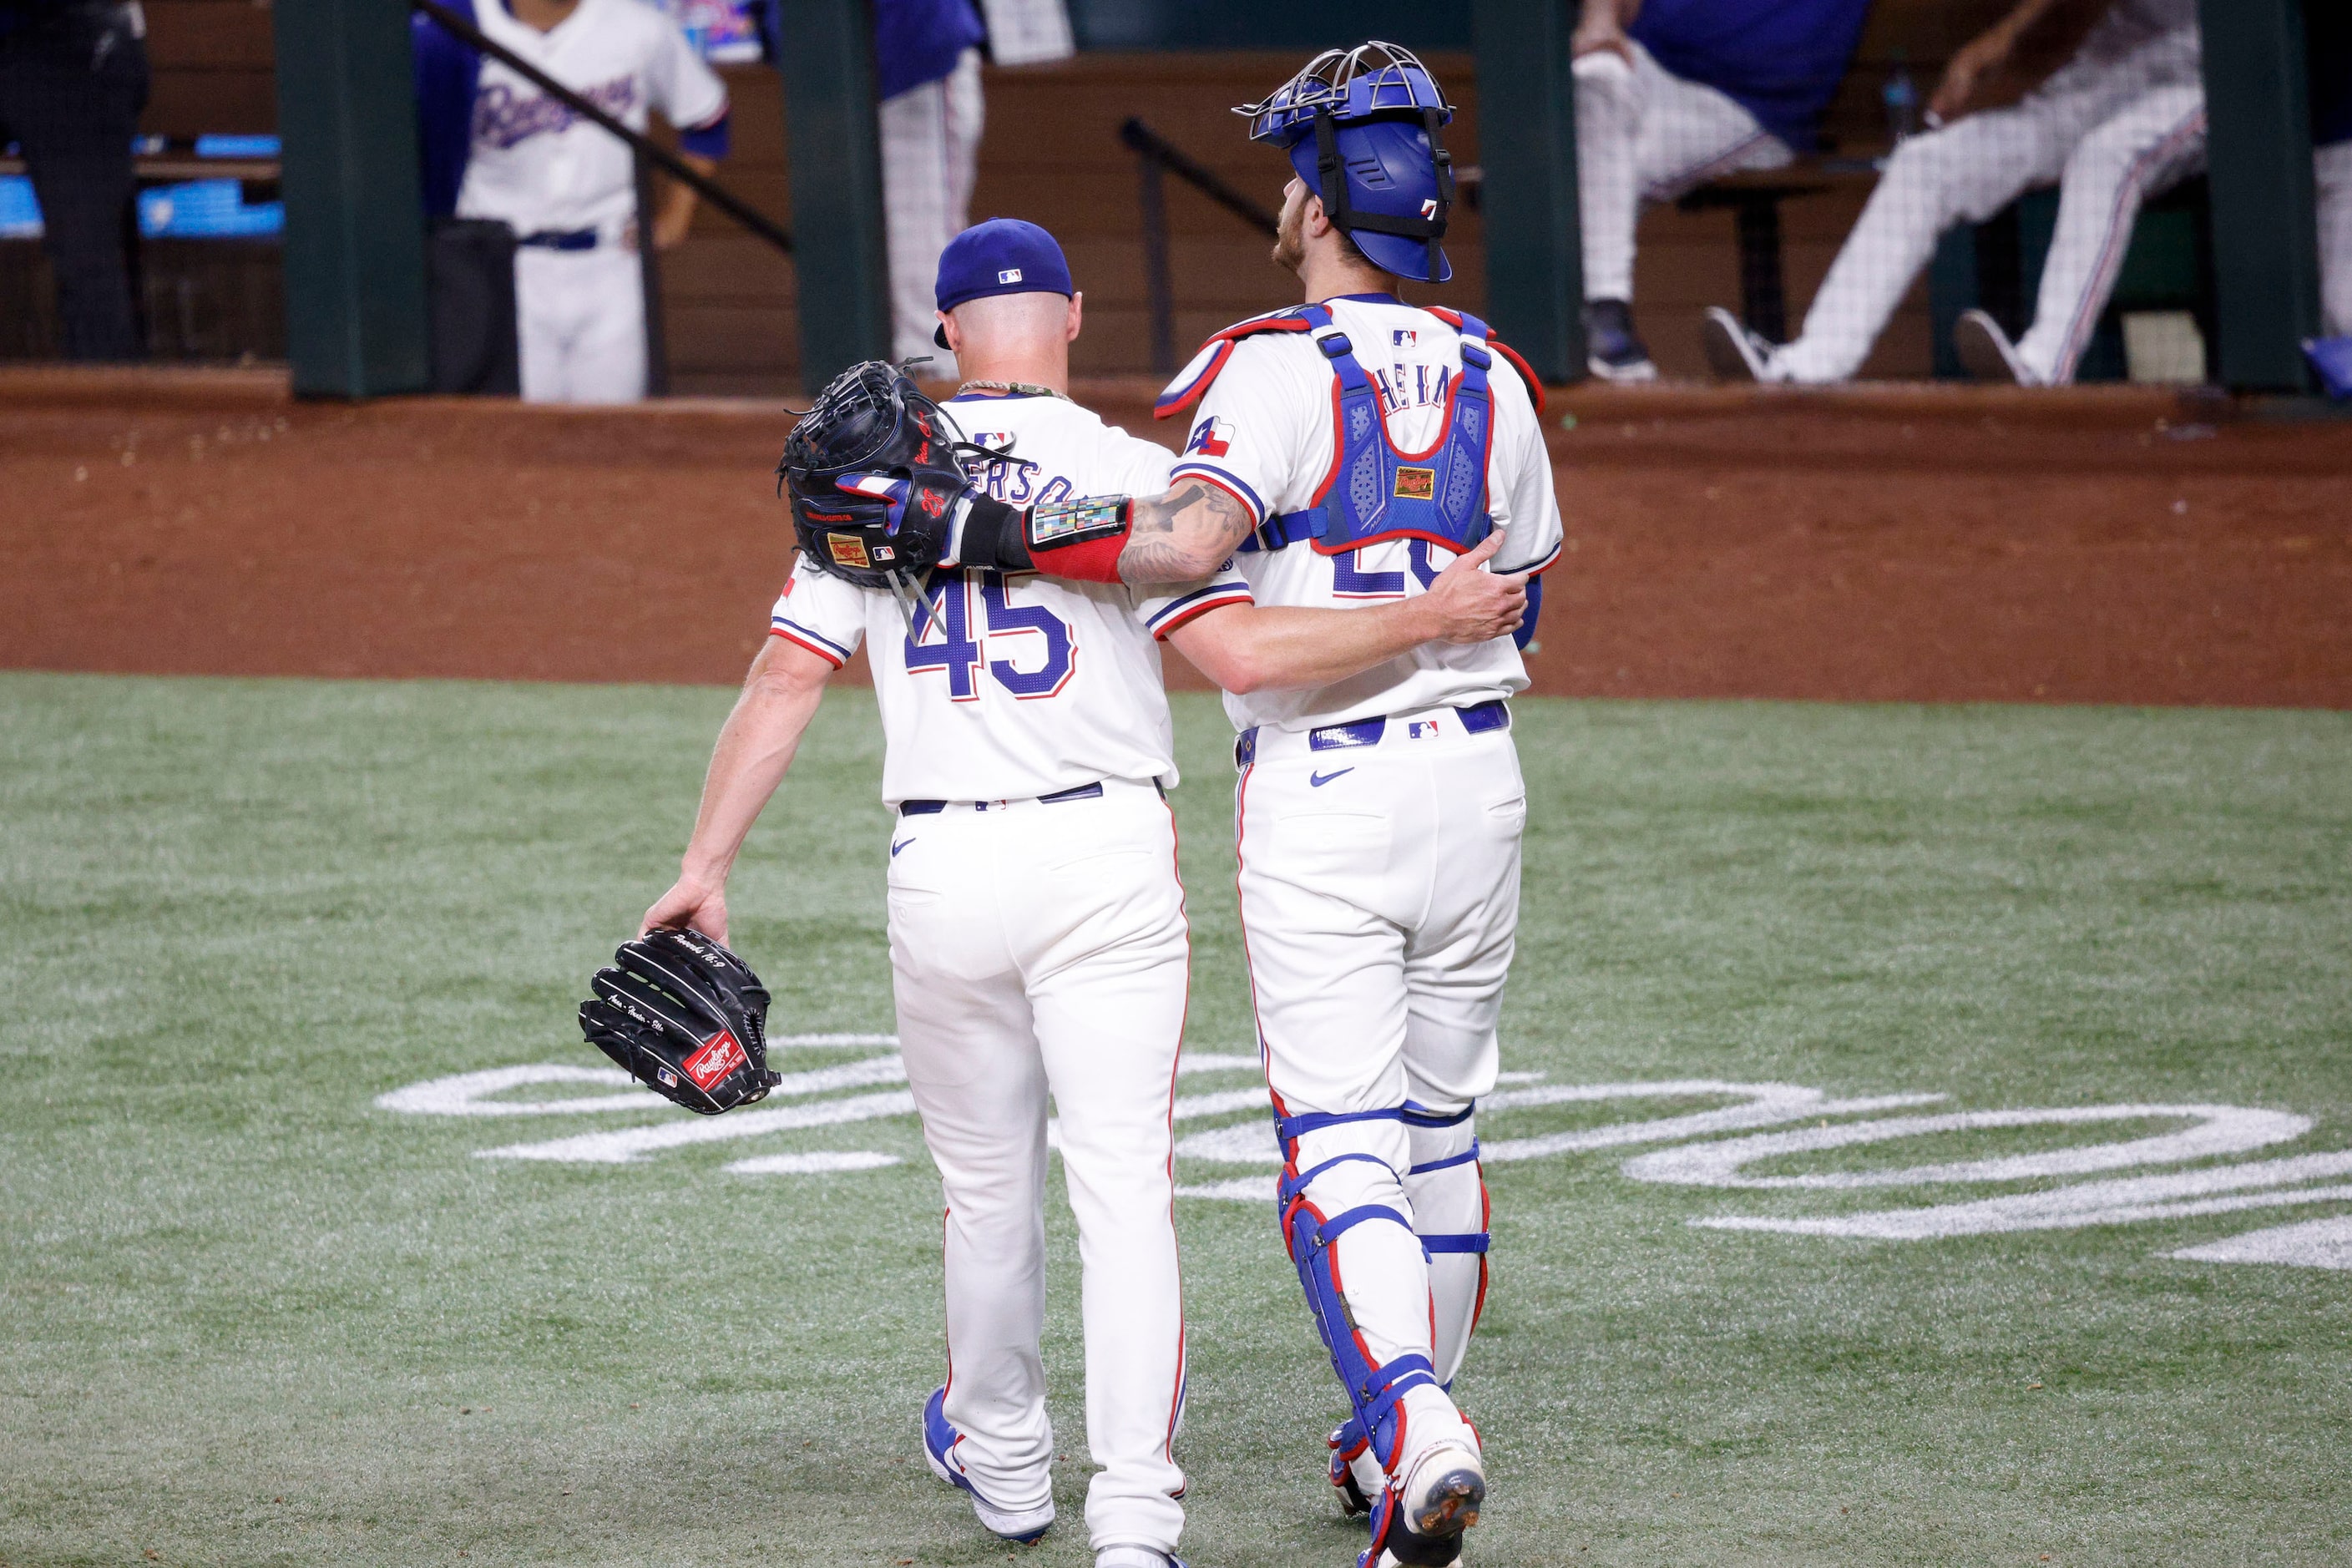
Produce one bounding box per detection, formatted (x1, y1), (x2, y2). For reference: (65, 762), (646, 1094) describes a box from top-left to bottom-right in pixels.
(888, 779), (1188, 1557)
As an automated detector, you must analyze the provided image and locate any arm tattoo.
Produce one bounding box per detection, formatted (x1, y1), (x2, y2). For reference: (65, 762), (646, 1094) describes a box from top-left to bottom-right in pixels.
(1117, 481), (1253, 584)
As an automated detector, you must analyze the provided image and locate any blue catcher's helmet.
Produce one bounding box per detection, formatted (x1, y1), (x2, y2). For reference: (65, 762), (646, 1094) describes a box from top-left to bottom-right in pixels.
(1237, 41), (1458, 283)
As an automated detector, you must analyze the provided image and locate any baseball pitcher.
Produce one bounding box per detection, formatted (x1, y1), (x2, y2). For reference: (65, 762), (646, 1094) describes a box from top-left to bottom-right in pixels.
(666, 218), (1523, 1568)
(793, 45), (1563, 1568)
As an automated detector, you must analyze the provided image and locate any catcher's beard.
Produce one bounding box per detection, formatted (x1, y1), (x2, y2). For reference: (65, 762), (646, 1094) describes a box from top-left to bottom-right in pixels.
(1272, 191), (1308, 273)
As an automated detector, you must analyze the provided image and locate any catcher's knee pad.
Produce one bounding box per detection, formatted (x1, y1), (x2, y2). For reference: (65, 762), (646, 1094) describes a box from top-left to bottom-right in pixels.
(1404, 1102), (1490, 1379)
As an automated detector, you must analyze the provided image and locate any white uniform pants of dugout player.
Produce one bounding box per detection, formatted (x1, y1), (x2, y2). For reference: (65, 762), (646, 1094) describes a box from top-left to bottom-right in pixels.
(1775, 27), (2207, 386)
(1574, 40), (1794, 305)
(516, 244), (647, 404)
(887, 779), (1189, 1558)
(880, 47), (984, 366)
(1236, 708), (1525, 1470)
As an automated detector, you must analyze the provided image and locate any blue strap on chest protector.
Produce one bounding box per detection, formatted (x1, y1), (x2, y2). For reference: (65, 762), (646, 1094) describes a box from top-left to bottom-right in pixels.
(1244, 305), (1499, 559)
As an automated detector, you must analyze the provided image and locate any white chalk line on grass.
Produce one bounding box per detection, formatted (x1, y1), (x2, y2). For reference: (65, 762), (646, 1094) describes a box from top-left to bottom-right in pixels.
(382, 1052), (2352, 1268)
(2172, 1212), (2352, 1269)
(1626, 1105), (2313, 1189)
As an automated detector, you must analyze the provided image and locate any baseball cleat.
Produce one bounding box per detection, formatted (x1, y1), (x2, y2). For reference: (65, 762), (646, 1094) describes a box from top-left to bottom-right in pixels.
(1955, 308), (2039, 386)
(1095, 1548), (1186, 1568)
(922, 1387), (1054, 1545)
(1396, 1437), (1485, 1545)
(1583, 299), (1658, 383)
(1702, 306), (1777, 382)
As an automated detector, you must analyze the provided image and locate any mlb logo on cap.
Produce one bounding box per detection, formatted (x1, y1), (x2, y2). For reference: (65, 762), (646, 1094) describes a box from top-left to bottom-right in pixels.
(933, 220), (1075, 348)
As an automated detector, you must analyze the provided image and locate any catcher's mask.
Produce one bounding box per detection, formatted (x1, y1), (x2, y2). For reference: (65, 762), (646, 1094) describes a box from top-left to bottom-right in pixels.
(1237, 41), (1458, 284)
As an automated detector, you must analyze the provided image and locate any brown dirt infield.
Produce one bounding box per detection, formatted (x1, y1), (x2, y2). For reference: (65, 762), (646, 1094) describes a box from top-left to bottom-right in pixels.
(3, 366), (2347, 707)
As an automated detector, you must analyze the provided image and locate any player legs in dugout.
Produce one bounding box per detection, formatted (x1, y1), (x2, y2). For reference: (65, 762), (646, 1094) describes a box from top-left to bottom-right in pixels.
(1571, 0), (1871, 382)
(643, 217), (1525, 1568)
(1704, 0), (2219, 387)
(804, 45), (1570, 1568)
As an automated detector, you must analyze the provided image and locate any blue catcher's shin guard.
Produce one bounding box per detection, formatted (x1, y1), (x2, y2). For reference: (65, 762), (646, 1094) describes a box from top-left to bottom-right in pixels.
(1275, 1104), (1459, 1567)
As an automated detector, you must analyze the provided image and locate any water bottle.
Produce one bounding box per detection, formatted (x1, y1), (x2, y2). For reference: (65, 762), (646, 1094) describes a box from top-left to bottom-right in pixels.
(1884, 60), (1920, 144)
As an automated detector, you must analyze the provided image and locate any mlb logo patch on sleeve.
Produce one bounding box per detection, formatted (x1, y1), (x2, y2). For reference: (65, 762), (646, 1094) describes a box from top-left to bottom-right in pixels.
(1186, 417), (1234, 458)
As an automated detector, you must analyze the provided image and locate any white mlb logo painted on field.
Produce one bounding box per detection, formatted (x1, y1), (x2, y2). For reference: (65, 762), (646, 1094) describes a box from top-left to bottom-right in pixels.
(378, 1043), (2352, 1273)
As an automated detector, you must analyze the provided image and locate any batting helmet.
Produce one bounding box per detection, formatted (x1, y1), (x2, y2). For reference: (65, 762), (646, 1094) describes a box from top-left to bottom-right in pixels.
(1237, 41), (1458, 283)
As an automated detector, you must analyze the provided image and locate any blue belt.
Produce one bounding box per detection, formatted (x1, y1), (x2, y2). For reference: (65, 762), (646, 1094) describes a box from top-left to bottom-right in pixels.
(518, 228), (599, 251)
(899, 781), (1110, 816)
(1234, 699), (1509, 769)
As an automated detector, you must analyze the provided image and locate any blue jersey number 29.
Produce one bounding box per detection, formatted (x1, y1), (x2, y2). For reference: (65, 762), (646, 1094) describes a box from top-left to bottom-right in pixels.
(903, 571), (1074, 701)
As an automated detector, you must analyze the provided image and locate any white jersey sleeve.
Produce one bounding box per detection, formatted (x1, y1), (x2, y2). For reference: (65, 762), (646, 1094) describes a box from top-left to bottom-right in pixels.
(1166, 333), (1326, 530)
(768, 554), (867, 669)
(1481, 352), (1564, 577)
(646, 10), (729, 131)
(1102, 422), (1257, 636)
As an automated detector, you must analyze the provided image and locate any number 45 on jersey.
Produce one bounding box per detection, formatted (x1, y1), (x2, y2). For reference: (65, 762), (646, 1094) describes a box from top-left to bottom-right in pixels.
(904, 570), (1075, 701)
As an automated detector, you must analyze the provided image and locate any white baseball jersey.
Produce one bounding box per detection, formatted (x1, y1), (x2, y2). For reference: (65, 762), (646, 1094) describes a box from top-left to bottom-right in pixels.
(456, 0), (727, 240)
(769, 392), (1252, 806)
(1166, 294), (1564, 735)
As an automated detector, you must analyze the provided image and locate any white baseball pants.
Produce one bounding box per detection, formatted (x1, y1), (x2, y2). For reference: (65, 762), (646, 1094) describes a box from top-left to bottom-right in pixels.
(887, 779), (1189, 1557)
(1236, 710), (1525, 1464)
(2319, 140), (2352, 339)
(1575, 41), (1793, 303)
(514, 245), (647, 404)
(1775, 28), (2205, 385)
(879, 47), (984, 365)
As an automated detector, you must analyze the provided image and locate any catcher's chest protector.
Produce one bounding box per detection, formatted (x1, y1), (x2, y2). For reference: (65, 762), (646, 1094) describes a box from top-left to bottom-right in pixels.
(1160, 303), (1512, 559)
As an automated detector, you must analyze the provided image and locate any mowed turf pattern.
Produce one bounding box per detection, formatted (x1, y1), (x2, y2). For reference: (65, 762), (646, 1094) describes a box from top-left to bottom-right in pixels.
(3, 672), (2347, 1568)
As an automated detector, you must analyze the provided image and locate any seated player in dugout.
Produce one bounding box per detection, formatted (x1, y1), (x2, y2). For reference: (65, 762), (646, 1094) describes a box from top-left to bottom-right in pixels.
(1699, 0), (2352, 386)
(412, 0), (731, 403)
(646, 219), (1525, 1568)
(1571, 0), (1874, 382)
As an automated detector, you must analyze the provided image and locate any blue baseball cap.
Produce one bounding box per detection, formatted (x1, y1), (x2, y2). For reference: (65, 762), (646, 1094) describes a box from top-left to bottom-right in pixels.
(932, 218), (1075, 349)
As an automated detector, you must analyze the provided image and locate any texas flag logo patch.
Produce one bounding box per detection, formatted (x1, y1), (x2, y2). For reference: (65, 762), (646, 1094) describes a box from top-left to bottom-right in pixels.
(1186, 417), (1234, 458)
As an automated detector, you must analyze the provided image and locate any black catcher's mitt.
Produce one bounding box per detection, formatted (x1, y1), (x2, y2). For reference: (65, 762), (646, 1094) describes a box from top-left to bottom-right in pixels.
(579, 928), (781, 1115)
(776, 360), (982, 590)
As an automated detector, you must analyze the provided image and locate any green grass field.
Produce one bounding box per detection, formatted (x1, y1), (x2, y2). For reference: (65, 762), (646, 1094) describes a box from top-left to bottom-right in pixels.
(4, 671), (2349, 1568)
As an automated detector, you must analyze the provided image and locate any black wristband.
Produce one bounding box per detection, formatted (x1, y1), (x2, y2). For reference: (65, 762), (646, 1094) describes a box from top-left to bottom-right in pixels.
(953, 495), (1034, 574)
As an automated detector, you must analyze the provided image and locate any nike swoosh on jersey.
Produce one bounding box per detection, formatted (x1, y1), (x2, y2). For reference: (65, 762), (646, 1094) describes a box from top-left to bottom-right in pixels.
(1308, 768), (1354, 788)
(890, 837), (916, 857)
